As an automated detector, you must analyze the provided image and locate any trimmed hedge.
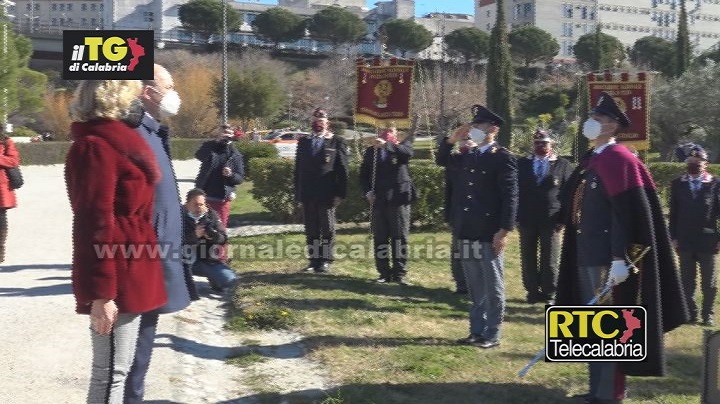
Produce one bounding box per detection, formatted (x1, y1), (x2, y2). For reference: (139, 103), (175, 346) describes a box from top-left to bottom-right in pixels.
(248, 158), (446, 227)
(16, 138), (279, 167)
(248, 159), (720, 226)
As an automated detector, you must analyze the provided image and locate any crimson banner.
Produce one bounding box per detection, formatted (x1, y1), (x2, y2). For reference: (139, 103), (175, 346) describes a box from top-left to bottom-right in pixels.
(587, 72), (651, 151)
(355, 58), (414, 129)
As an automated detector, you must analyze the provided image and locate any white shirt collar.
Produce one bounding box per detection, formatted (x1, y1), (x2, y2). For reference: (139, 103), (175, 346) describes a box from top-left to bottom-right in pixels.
(478, 142), (496, 154)
(593, 139), (617, 155)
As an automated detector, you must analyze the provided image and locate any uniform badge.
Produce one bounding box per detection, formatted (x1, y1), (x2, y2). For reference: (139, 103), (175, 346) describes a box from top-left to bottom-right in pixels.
(490, 146), (497, 154)
(553, 178), (559, 186)
(590, 181), (597, 189)
(325, 155), (331, 163)
(392, 157), (397, 165)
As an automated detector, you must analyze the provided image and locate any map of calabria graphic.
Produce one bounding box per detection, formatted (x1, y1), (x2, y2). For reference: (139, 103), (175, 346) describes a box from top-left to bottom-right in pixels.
(620, 309), (641, 343)
(127, 38), (145, 71)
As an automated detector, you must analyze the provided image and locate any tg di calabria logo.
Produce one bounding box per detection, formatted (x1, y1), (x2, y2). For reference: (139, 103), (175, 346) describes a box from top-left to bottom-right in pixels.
(63, 30), (154, 80)
(545, 305), (647, 362)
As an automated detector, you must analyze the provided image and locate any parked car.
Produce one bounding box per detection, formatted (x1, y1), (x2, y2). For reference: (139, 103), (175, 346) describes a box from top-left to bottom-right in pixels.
(262, 131), (309, 144)
(262, 131), (310, 158)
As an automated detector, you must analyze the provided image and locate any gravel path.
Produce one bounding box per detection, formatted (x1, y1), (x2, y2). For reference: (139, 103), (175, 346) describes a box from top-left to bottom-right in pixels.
(0, 160), (331, 403)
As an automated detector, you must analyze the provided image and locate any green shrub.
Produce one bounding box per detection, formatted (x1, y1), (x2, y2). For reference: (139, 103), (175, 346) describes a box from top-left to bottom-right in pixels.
(168, 138), (205, 160)
(171, 138), (279, 175)
(330, 120), (348, 137)
(11, 126), (38, 138)
(16, 142), (72, 165)
(249, 157), (447, 227)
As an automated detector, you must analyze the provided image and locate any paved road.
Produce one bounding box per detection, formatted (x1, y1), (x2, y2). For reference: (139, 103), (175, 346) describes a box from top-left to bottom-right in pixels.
(0, 160), (246, 403)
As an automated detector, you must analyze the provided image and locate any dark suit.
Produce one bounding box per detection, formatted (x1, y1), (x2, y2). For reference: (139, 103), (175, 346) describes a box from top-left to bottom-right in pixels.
(669, 174), (720, 322)
(517, 154), (573, 301)
(359, 141), (416, 280)
(294, 133), (348, 266)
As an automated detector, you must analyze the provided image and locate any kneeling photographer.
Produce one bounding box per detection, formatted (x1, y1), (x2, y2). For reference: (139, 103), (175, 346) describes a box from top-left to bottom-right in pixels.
(182, 188), (238, 294)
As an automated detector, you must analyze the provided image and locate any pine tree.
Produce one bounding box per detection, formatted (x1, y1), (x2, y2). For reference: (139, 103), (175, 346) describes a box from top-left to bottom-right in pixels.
(676, 0), (691, 76)
(486, 0), (514, 147)
(592, 24), (602, 71)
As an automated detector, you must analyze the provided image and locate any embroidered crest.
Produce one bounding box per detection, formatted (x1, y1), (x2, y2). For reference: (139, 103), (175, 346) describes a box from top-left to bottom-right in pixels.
(392, 157), (397, 165)
(590, 182), (597, 189)
(553, 178), (559, 186)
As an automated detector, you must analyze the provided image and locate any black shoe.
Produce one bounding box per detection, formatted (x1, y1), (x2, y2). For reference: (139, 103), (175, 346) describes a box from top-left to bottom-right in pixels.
(376, 277), (391, 284)
(301, 263), (317, 273)
(394, 277), (411, 286)
(314, 262), (331, 273)
(703, 318), (715, 327)
(476, 339), (500, 349)
(456, 335), (482, 345)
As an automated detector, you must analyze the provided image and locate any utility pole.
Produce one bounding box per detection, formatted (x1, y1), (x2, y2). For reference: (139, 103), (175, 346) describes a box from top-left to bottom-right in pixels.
(221, 0), (228, 126)
(438, 12), (446, 134)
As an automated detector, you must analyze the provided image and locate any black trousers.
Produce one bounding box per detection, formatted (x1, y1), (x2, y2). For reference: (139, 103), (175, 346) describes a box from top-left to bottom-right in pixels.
(372, 204), (411, 279)
(303, 202), (336, 266)
(678, 249), (717, 322)
(519, 223), (560, 300)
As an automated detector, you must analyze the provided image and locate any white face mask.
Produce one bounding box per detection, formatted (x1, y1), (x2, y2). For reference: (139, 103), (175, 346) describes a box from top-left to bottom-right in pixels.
(582, 119), (602, 140)
(159, 90), (181, 117)
(468, 127), (487, 143)
(187, 211), (205, 222)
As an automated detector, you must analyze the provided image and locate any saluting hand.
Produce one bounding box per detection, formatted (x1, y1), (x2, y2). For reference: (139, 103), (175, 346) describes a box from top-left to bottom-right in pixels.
(448, 124), (470, 145)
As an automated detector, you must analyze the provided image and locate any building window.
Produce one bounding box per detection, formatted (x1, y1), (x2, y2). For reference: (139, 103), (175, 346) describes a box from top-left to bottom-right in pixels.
(514, 4), (521, 20)
(143, 11), (154, 22)
(562, 22), (573, 37)
(90, 4), (96, 11)
(34, 3), (38, 10)
(81, 3), (86, 11)
(68, 3), (73, 11)
(563, 4), (573, 18)
(81, 17), (87, 26)
(523, 3), (532, 17)
(59, 4), (64, 11)
(91, 18), (96, 26)
(486, 10), (491, 18)
(486, 23), (491, 31)
(580, 6), (587, 19)
(25, 3), (30, 11)
(52, 4), (57, 11)
(51, 18), (57, 26)
(99, 4), (103, 11)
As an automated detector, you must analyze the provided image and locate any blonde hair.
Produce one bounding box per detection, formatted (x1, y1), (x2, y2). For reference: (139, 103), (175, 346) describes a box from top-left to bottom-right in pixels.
(70, 80), (142, 122)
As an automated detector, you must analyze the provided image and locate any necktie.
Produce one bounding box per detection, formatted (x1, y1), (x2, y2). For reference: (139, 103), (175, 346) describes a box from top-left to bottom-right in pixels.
(692, 179), (702, 196)
(312, 136), (323, 155)
(535, 159), (547, 183)
(379, 148), (388, 162)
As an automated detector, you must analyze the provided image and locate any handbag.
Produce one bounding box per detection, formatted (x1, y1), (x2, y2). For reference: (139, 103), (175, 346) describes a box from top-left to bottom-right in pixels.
(4, 140), (22, 189)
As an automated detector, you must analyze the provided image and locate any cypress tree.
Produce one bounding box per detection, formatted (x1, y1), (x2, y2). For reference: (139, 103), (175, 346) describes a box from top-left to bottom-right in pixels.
(676, 0), (690, 76)
(486, 0), (514, 147)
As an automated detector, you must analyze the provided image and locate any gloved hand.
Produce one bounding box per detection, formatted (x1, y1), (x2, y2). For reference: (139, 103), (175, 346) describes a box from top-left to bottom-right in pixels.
(609, 260), (630, 285)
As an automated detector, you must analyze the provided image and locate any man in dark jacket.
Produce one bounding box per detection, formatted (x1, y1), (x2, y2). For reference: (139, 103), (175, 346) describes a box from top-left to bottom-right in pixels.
(436, 105), (518, 349)
(182, 188), (238, 293)
(194, 125), (245, 227)
(360, 127), (415, 284)
(125, 64), (199, 404)
(557, 92), (688, 403)
(294, 108), (348, 273)
(517, 129), (573, 304)
(669, 145), (720, 326)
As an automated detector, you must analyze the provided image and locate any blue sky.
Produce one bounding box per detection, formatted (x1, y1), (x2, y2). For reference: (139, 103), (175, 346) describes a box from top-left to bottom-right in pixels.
(247, 1), (475, 17)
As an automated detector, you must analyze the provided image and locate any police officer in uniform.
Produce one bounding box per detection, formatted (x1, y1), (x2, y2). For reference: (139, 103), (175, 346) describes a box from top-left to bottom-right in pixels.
(436, 105), (518, 349)
(294, 108), (349, 273)
(669, 145), (720, 326)
(517, 129), (573, 304)
(360, 126), (416, 285)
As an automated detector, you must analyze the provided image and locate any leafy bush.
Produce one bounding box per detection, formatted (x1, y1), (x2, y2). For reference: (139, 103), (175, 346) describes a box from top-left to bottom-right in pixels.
(169, 138), (206, 160)
(11, 126), (38, 138)
(16, 142), (72, 165)
(249, 157), (447, 227)
(330, 120), (348, 137)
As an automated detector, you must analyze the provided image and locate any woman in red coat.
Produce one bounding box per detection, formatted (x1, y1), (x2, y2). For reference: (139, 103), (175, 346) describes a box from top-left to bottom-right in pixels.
(0, 132), (19, 263)
(65, 80), (167, 404)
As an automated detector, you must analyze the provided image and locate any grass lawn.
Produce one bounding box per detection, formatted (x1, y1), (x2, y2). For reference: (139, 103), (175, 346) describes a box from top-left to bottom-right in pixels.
(229, 181), (274, 223)
(226, 230), (705, 404)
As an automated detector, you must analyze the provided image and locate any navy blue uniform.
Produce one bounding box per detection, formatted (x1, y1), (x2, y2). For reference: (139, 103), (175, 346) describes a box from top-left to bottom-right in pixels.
(360, 141), (416, 281)
(294, 134), (348, 268)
